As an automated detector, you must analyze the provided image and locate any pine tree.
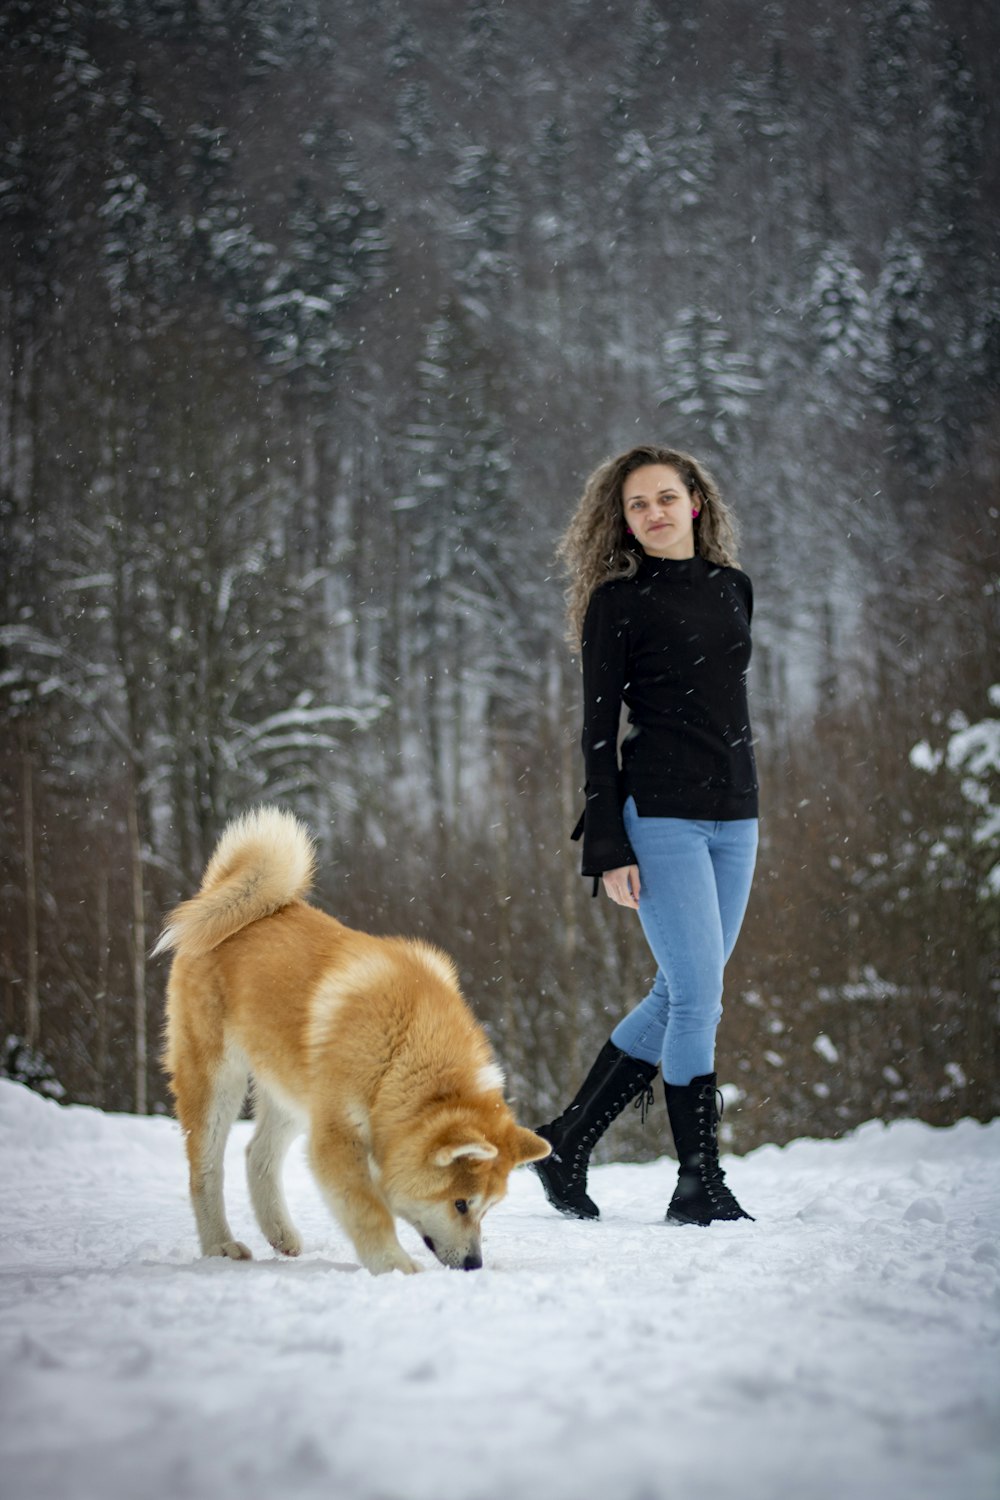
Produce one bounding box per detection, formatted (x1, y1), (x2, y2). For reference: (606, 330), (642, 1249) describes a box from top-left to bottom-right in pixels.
(98, 170), (181, 319)
(805, 244), (882, 426)
(384, 18), (421, 74)
(393, 302), (523, 828)
(873, 229), (940, 472)
(253, 151), (389, 384)
(922, 35), (991, 454)
(394, 80), (435, 157)
(859, 0), (935, 140)
(448, 143), (517, 295)
(603, 0), (670, 135)
(657, 307), (763, 454)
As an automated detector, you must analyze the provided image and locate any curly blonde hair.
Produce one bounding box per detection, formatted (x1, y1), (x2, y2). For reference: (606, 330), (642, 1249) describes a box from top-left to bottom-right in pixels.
(555, 444), (741, 649)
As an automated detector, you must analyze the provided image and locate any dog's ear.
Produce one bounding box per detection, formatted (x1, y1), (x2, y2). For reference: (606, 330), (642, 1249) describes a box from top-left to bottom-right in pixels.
(511, 1126), (552, 1164)
(431, 1132), (499, 1167)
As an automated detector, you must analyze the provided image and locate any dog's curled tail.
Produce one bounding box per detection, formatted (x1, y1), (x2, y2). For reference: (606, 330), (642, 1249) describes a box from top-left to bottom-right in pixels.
(153, 806), (315, 960)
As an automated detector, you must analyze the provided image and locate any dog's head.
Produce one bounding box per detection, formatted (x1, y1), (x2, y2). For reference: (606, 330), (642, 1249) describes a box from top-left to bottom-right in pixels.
(385, 1110), (550, 1271)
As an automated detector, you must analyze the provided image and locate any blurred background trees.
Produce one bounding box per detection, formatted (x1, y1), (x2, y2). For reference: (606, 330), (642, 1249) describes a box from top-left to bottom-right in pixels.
(1, 0), (996, 1150)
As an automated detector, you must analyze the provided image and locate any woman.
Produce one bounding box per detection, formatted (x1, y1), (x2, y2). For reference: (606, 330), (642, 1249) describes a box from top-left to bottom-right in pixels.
(533, 444), (758, 1226)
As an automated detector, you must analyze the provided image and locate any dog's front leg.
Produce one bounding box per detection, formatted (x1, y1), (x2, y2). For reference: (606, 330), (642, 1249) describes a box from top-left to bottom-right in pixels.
(308, 1114), (421, 1275)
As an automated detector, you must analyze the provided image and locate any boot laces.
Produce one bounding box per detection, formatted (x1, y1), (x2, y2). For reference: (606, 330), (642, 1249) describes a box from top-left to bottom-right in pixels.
(633, 1081), (655, 1125)
(692, 1085), (744, 1212)
(571, 1075), (654, 1166)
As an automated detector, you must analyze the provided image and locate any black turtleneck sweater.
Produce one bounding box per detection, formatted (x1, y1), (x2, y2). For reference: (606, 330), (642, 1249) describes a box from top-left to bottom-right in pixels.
(575, 552), (758, 878)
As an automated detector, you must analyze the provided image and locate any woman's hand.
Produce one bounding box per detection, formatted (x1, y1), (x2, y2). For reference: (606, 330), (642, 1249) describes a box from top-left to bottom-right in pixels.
(601, 864), (641, 909)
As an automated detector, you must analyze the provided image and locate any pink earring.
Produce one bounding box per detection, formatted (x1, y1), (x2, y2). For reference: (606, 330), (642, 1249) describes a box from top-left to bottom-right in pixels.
(692, 509), (699, 518)
(626, 526), (634, 536)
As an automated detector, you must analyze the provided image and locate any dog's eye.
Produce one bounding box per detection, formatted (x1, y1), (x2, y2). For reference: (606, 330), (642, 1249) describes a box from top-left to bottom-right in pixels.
(454, 1199), (469, 1215)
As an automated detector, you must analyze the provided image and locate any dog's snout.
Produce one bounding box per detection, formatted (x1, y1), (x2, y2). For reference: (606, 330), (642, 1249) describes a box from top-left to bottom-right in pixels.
(462, 1251), (482, 1271)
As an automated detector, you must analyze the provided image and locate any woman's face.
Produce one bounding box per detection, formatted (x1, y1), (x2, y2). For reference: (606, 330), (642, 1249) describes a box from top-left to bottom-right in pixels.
(621, 464), (699, 559)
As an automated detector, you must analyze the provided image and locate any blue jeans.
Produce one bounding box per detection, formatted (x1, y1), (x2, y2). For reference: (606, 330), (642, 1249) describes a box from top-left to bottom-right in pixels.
(610, 799), (758, 1086)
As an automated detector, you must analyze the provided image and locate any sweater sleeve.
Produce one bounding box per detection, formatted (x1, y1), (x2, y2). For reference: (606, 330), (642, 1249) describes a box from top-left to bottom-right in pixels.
(575, 585), (637, 877)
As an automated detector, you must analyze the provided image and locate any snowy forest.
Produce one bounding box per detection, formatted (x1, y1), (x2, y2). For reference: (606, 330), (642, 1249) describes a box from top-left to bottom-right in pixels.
(1, 0), (997, 1151)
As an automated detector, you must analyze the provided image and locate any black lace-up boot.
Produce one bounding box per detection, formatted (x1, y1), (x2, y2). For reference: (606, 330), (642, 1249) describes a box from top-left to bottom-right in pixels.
(531, 1040), (658, 1219)
(664, 1073), (754, 1226)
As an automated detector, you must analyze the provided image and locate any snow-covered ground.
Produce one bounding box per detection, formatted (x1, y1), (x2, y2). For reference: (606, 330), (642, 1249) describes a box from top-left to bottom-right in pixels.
(1, 1080), (997, 1500)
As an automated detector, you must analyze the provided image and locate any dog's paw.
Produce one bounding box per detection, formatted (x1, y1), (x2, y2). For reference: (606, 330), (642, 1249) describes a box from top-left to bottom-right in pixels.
(365, 1247), (423, 1276)
(206, 1240), (254, 1261)
(269, 1229), (303, 1258)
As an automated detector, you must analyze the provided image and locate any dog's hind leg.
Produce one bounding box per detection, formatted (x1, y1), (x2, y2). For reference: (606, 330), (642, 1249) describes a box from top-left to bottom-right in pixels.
(247, 1085), (305, 1257)
(177, 1040), (253, 1260)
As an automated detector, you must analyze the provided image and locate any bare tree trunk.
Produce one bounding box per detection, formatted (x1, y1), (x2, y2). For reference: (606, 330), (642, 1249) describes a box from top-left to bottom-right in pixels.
(556, 653), (581, 1082)
(127, 774), (147, 1115)
(21, 725), (39, 1049)
(492, 736), (515, 1072)
(95, 870), (110, 1108)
